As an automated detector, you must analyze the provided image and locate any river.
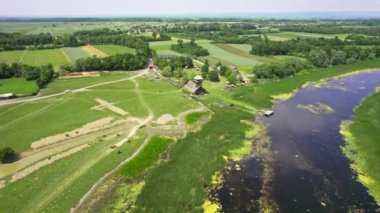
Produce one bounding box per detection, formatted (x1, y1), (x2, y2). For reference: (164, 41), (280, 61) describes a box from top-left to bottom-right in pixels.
(217, 71), (380, 212)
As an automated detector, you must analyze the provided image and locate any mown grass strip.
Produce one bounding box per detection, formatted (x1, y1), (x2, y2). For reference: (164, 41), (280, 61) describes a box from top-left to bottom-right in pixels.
(117, 136), (173, 177)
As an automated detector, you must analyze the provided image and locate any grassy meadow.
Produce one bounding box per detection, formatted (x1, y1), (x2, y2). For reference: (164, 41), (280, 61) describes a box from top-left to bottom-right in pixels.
(0, 73), (198, 152)
(93, 45), (135, 55)
(0, 50), (25, 64)
(62, 47), (90, 62)
(0, 22), (131, 35)
(0, 48), (70, 66)
(133, 106), (252, 212)
(117, 136), (173, 177)
(0, 129), (147, 213)
(0, 78), (39, 95)
(341, 91), (380, 205)
(22, 49), (70, 66)
(266, 32), (349, 41)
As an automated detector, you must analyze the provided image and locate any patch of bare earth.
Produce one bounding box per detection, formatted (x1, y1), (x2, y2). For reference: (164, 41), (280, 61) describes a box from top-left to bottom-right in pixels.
(0, 116), (141, 182)
(11, 144), (89, 183)
(31, 117), (117, 149)
(155, 114), (174, 125)
(92, 98), (128, 116)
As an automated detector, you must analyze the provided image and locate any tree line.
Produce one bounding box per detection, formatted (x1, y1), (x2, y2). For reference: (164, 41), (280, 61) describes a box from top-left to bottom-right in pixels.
(0, 28), (171, 51)
(60, 53), (147, 72)
(251, 36), (380, 67)
(171, 39), (209, 57)
(253, 58), (311, 79)
(0, 62), (55, 88)
(279, 25), (380, 37)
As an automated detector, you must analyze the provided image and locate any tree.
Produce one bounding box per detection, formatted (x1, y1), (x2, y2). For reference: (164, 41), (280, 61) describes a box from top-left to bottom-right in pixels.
(152, 31), (158, 39)
(308, 49), (329, 68)
(37, 65), (54, 88)
(190, 39), (196, 46)
(161, 66), (173, 77)
(219, 65), (228, 76)
(208, 70), (220, 82)
(177, 39), (184, 48)
(0, 147), (18, 163)
(201, 60), (209, 74)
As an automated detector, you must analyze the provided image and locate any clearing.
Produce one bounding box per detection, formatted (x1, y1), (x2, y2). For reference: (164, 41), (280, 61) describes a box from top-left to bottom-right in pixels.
(93, 45), (135, 55)
(0, 78), (39, 96)
(82, 45), (108, 58)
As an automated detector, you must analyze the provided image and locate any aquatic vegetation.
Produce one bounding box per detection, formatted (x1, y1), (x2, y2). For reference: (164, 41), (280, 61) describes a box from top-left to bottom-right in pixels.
(297, 102), (335, 114)
(105, 181), (145, 212)
(271, 91), (295, 101)
(202, 200), (221, 213)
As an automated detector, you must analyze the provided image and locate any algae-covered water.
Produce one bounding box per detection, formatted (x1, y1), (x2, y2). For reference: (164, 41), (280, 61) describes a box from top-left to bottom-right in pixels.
(218, 71), (380, 212)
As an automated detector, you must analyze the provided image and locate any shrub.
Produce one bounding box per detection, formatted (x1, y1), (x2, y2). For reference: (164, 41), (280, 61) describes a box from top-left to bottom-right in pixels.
(0, 147), (18, 163)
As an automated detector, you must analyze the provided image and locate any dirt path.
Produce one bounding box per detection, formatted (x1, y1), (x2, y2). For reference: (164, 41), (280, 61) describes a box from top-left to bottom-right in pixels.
(0, 118), (132, 180)
(61, 48), (71, 63)
(18, 50), (28, 63)
(11, 144), (89, 183)
(71, 77), (154, 212)
(92, 98), (128, 116)
(0, 69), (148, 107)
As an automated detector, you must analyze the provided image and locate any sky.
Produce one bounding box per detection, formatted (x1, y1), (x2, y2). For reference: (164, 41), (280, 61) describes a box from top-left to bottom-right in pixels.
(1, 0), (380, 17)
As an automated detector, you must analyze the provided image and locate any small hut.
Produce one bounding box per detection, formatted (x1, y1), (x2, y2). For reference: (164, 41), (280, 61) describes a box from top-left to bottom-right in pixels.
(184, 75), (207, 96)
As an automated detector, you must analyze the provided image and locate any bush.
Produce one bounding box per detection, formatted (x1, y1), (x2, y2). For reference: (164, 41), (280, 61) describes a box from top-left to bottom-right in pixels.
(254, 58), (310, 79)
(208, 70), (220, 82)
(0, 147), (18, 163)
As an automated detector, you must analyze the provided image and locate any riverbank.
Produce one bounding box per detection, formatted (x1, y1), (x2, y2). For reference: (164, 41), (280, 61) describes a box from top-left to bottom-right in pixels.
(340, 91), (380, 205)
(232, 59), (380, 109)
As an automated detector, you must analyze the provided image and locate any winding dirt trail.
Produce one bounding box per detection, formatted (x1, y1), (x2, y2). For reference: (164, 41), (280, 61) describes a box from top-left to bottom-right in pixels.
(71, 77), (154, 212)
(31, 76), (154, 212)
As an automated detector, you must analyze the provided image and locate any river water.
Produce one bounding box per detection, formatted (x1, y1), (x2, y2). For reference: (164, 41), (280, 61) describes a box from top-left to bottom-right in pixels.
(217, 71), (380, 212)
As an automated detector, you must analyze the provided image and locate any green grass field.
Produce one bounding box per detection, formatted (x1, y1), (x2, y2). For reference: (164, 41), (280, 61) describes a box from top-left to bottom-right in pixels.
(0, 50), (26, 64)
(93, 45), (135, 55)
(341, 91), (380, 205)
(62, 47), (90, 62)
(199, 42), (267, 66)
(133, 106), (251, 212)
(0, 78), (39, 95)
(0, 22), (132, 35)
(149, 37), (190, 52)
(266, 32), (349, 41)
(137, 78), (197, 117)
(42, 72), (132, 95)
(0, 129), (146, 213)
(0, 74), (197, 152)
(185, 111), (210, 125)
(118, 136), (173, 177)
(22, 49), (70, 66)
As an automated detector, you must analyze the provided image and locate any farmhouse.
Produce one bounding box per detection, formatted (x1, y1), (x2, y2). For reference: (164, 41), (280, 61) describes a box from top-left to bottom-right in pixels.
(0, 93), (15, 100)
(184, 75), (207, 96)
